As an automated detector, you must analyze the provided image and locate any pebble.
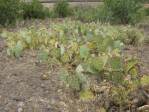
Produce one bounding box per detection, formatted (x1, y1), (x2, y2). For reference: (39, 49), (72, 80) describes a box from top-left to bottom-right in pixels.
(17, 102), (24, 112)
(18, 107), (23, 112)
(41, 74), (49, 80)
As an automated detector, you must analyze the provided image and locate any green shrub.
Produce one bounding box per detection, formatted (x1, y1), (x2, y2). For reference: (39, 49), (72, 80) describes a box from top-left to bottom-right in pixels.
(22, 0), (50, 19)
(72, 0), (145, 24)
(54, 0), (70, 17)
(73, 6), (98, 22)
(104, 0), (145, 24)
(73, 5), (113, 22)
(0, 0), (22, 26)
(96, 5), (113, 22)
(145, 7), (149, 16)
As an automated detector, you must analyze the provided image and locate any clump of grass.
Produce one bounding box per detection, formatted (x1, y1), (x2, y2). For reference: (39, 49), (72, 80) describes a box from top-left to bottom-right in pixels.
(22, 0), (50, 19)
(53, 0), (71, 17)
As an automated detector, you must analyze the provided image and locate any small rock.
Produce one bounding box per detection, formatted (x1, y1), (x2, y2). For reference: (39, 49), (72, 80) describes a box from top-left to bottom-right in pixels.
(59, 101), (67, 107)
(18, 102), (24, 107)
(41, 83), (45, 88)
(17, 102), (24, 112)
(18, 107), (23, 112)
(41, 74), (49, 80)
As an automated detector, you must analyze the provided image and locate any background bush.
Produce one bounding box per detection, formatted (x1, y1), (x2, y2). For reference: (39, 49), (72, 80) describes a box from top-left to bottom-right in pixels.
(145, 7), (149, 16)
(22, 0), (50, 19)
(73, 5), (113, 22)
(0, 0), (22, 26)
(73, 6), (98, 22)
(104, 0), (145, 24)
(0, 0), (147, 25)
(72, 0), (145, 24)
(54, 0), (71, 17)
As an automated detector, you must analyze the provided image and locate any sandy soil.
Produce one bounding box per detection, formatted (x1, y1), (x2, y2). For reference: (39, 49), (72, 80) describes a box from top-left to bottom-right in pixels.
(0, 37), (100, 112)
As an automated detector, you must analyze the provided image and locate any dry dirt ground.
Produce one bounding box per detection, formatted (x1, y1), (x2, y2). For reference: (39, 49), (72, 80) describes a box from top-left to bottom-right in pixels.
(0, 25), (149, 112)
(0, 38), (100, 112)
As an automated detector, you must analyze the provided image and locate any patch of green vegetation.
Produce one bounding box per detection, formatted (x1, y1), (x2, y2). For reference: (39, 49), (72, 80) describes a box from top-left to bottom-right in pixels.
(1, 20), (145, 110)
(0, 0), (147, 26)
(72, 5), (113, 23)
(104, 0), (145, 24)
(141, 75), (149, 86)
(22, 0), (50, 19)
(145, 7), (149, 16)
(79, 89), (94, 101)
(0, 0), (51, 26)
(0, 0), (22, 26)
(53, 0), (71, 17)
(71, 0), (146, 24)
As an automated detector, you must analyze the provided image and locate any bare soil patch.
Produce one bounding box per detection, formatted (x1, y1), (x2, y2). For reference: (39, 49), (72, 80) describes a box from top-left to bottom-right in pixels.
(0, 37), (100, 112)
